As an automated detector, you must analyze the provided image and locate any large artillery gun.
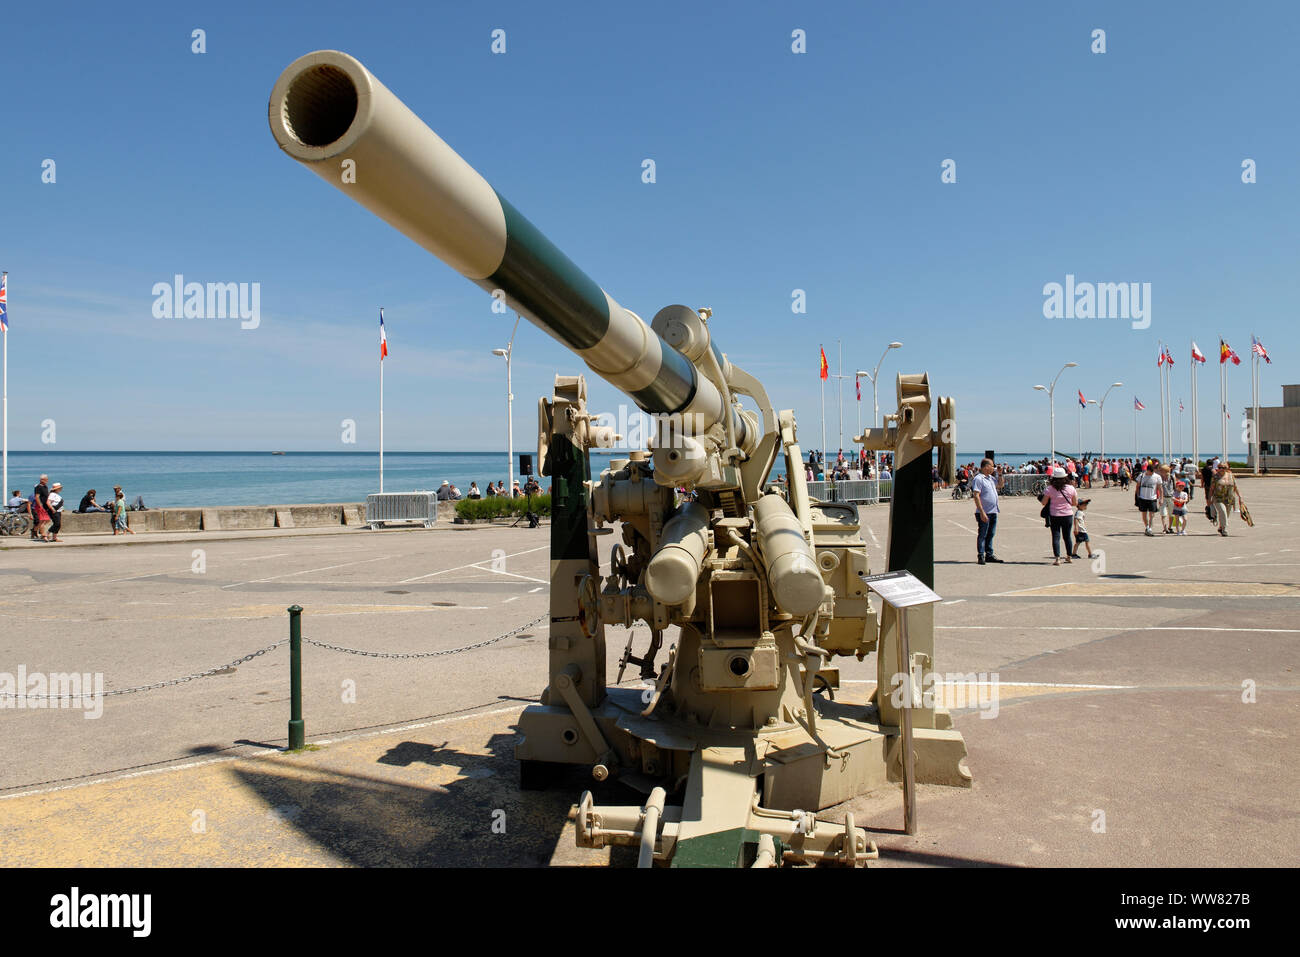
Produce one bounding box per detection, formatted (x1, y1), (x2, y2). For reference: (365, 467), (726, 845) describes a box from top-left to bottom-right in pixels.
(269, 50), (969, 867)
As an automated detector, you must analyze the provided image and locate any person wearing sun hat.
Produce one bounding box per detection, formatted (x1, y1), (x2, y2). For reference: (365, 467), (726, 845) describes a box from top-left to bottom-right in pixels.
(47, 482), (65, 542)
(1039, 466), (1078, 565)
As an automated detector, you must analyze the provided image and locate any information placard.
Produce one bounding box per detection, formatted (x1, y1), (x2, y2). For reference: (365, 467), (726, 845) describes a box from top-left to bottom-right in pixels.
(862, 570), (941, 609)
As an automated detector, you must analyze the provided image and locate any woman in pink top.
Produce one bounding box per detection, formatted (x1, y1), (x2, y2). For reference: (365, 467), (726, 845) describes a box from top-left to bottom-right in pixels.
(1039, 466), (1079, 565)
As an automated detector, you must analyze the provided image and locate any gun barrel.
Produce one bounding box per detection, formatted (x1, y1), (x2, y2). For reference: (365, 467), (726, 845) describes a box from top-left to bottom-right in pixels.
(268, 50), (726, 428)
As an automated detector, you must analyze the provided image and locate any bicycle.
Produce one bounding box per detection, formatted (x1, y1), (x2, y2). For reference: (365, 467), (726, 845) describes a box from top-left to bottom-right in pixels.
(0, 508), (32, 537)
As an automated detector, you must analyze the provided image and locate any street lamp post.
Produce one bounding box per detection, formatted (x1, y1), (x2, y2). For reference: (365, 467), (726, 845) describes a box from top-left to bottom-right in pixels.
(492, 315), (521, 497)
(1097, 381), (1123, 465)
(1033, 361), (1078, 466)
(859, 341), (902, 477)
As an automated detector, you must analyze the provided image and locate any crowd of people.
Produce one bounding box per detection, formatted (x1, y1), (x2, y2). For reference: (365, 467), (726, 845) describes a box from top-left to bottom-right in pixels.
(802, 448), (894, 482)
(5, 475), (138, 541)
(970, 455), (1249, 566)
(436, 476), (544, 501)
(951, 454), (1207, 493)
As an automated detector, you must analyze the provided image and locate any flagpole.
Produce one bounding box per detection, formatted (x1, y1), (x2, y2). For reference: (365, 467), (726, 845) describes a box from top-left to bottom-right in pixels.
(1161, 349), (1167, 461)
(836, 339), (843, 455)
(2, 271), (7, 506)
(379, 308), (385, 493)
(1220, 346), (1227, 463)
(1170, 361), (1180, 460)
(819, 344), (826, 471)
(1133, 402), (1138, 460)
(1191, 340), (1198, 467)
(1253, 341), (1260, 474)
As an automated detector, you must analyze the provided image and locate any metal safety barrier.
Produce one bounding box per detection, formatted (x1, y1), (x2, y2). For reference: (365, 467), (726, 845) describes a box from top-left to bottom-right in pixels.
(365, 491), (439, 527)
(806, 479), (891, 505)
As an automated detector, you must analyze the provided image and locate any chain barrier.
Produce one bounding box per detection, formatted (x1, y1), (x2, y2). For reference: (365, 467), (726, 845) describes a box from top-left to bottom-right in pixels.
(0, 639), (289, 700)
(301, 614), (547, 659)
(1, 615), (548, 701)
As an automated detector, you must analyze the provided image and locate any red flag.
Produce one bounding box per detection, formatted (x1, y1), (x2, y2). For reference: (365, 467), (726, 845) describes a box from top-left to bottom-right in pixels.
(819, 347), (828, 381)
(1191, 341), (1206, 363)
(856, 378), (861, 401)
(1220, 339), (1240, 365)
(380, 309), (388, 360)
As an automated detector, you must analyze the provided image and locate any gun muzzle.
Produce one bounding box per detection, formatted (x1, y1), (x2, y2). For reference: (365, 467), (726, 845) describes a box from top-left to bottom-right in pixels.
(268, 50), (728, 430)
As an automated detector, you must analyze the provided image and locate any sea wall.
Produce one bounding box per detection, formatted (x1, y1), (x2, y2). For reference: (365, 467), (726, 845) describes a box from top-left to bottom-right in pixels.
(57, 503), (372, 535)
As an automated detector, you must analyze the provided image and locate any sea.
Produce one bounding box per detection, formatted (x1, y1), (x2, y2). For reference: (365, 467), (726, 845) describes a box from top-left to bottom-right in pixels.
(2, 450), (1195, 509)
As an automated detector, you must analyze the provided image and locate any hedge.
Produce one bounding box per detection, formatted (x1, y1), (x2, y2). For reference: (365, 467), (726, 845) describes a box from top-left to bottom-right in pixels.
(455, 493), (551, 521)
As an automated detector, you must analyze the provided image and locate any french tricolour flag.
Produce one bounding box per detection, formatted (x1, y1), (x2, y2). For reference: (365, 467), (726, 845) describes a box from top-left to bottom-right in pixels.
(380, 309), (388, 360)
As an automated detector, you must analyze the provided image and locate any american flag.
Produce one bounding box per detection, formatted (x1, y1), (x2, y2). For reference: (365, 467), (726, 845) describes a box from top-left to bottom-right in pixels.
(0, 272), (7, 333)
(1251, 335), (1271, 364)
(380, 308), (388, 360)
(1134, 396), (1145, 411)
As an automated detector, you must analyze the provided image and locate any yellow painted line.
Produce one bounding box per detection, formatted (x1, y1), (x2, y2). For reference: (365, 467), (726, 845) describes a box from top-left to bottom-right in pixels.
(0, 603), (488, 622)
(990, 581), (1300, 598)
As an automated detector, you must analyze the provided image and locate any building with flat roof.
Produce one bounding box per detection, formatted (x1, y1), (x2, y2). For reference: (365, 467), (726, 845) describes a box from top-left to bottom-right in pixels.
(1248, 384), (1300, 471)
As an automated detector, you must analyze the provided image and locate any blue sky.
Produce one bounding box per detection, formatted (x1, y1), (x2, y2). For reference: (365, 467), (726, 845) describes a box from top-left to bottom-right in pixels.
(2, 0), (1295, 456)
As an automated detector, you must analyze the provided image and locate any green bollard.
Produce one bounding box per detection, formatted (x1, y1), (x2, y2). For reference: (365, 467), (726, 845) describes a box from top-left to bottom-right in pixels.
(287, 605), (305, 750)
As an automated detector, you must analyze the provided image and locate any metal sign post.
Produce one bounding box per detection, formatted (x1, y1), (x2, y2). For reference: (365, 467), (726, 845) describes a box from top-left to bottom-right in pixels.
(862, 570), (942, 836)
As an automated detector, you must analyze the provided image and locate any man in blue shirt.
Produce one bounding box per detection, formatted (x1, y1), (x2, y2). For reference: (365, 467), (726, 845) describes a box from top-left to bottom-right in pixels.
(971, 458), (1005, 565)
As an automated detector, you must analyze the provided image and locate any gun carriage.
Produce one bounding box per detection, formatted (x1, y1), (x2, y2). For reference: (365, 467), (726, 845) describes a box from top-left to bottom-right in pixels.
(269, 50), (969, 867)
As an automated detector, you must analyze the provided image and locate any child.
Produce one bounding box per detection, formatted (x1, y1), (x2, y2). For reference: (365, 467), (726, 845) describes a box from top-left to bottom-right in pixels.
(1071, 498), (1094, 559)
(1172, 481), (1189, 535)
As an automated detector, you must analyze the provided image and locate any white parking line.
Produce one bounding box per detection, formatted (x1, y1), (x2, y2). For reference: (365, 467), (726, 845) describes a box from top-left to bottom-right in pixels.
(398, 545), (549, 584)
(840, 679), (1135, 689)
(222, 554), (394, 589)
(988, 582), (1072, 597)
(937, 625), (1300, 633)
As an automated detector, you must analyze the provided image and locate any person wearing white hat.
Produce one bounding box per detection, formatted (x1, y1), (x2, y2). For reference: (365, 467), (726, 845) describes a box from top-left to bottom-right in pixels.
(47, 482), (65, 542)
(1039, 466), (1078, 565)
(436, 480), (453, 502)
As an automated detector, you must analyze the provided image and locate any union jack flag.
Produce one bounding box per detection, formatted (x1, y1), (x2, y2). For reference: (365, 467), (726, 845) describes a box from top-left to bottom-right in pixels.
(1251, 335), (1271, 364)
